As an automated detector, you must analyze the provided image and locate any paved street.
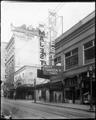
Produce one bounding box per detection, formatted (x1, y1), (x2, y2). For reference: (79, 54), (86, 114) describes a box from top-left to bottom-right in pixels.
(1, 97), (95, 119)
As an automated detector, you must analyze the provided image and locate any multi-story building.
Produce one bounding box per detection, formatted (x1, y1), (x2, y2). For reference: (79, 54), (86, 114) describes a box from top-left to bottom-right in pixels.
(1, 42), (8, 96)
(53, 11), (95, 104)
(1, 42), (8, 82)
(5, 24), (49, 87)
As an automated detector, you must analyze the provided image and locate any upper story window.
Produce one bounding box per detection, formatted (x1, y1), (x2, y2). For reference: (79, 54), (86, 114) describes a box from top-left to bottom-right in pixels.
(65, 48), (78, 70)
(54, 56), (61, 65)
(84, 39), (95, 64)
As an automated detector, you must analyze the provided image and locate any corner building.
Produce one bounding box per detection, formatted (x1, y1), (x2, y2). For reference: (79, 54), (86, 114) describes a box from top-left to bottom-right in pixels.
(54, 11), (95, 104)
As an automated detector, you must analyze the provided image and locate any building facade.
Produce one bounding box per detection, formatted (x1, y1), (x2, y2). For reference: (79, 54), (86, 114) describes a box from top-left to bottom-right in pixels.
(54, 11), (95, 104)
(1, 42), (8, 82)
(5, 24), (49, 90)
(14, 65), (49, 100)
(1, 42), (8, 96)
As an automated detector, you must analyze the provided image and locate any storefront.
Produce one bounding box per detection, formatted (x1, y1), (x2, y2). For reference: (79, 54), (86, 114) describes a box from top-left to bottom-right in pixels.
(15, 84), (34, 100)
(49, 81), (63, 103)
(36, 82), (50, 102)
(79, 68), (95, 104)
(36, 81), (63, 103)
(64, 76), (80, 104)
(64, 66), (95, 104)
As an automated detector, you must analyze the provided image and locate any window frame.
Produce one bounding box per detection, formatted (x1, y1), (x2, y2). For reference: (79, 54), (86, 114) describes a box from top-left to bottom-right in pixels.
(83, 39), (95, 64)
(65, 48), (78, 70)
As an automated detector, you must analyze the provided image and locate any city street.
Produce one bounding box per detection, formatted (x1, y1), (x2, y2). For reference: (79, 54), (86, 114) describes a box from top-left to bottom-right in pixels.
(1, 97), (95, 119)
(1, 2), (95, 120)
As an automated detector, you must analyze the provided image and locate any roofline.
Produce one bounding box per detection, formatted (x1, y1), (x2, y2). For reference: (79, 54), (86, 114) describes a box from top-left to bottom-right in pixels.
(14, 65), (41, 75)
(11, 25), (47, 38)
(1, 42), (8, 44)
(55, 10), (95, 43)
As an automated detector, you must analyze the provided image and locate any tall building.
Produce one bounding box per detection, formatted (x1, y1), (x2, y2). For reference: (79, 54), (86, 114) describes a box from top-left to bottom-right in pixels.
(5, 24), (49, 87)
(1, 42), (8, 96)
(1, 42), (8, 82)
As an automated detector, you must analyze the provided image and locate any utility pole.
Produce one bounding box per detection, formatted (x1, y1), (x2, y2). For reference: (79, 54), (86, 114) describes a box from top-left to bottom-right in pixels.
(34, 78), (36, 103)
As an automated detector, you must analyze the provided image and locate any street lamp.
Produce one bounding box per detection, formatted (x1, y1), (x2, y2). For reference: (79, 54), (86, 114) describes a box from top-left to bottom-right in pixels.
(34, 78), (36, 103)
(78, 74), (83, 104)
(87, 65), (95, 111)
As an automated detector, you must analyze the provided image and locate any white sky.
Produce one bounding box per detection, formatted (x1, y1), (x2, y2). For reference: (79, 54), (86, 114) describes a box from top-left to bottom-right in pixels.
(1, 1), (95, 42)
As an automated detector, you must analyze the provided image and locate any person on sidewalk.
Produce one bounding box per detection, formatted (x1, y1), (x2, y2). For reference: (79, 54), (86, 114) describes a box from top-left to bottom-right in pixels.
(88, 94), (94, 111)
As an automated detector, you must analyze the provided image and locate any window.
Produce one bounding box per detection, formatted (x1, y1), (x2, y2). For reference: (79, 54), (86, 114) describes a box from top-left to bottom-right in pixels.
(65, 48), (78, 70)
(54, 58), (57, 63)
(65, 52), (71, 57)
(54, 56), (61, 65)
(84, 40), (95, 64)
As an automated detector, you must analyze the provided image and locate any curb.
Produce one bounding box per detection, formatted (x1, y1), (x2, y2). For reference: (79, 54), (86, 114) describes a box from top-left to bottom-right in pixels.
(35, 102), (95, 112)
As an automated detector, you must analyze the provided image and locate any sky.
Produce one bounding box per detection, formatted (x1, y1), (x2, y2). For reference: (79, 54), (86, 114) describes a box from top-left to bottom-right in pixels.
(1, 1), (95, 42)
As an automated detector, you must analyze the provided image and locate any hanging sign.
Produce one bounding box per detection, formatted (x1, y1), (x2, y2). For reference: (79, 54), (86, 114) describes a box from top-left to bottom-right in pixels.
(42, 65), (63, 75)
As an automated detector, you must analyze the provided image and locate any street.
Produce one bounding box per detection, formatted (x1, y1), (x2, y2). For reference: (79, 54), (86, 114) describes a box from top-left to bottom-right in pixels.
(1, 97), (95, 119)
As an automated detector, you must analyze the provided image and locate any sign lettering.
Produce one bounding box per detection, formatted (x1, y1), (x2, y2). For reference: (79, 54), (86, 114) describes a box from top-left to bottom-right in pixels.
(42, 65), (63, 75)
(39, 29), (46, 65)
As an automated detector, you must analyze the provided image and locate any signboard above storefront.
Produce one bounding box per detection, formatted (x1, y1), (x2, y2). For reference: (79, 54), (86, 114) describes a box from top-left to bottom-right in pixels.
(42, 65), (63, 75)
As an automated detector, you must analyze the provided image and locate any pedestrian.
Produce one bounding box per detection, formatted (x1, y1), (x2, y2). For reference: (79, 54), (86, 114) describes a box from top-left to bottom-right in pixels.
(88, 93), (93, 111)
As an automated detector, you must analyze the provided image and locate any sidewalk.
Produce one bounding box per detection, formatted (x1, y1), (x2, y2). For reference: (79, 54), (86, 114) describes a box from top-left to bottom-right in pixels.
(34, 100), (95, 112)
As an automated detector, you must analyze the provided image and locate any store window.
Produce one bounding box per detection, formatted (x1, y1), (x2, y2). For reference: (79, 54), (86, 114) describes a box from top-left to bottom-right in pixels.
(65, 48), (78, 70)
(84, 40), (95, 64)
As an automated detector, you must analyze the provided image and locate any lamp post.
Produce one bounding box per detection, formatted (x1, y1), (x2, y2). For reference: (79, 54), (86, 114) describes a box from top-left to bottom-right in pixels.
(34, 78), (36, 103)
(78, 74), (83, 104)
(87, 65), (95, 111)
